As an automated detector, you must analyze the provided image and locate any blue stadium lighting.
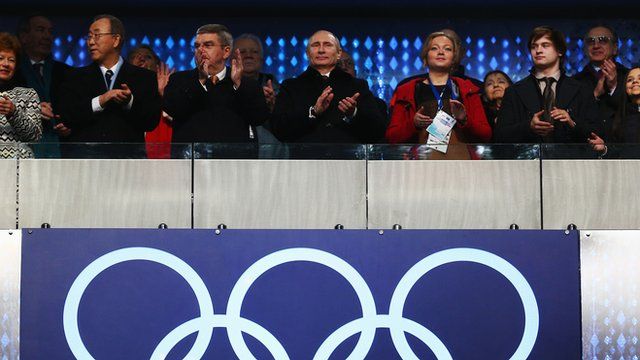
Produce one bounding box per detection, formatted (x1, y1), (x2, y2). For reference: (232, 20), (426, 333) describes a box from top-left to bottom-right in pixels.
(166, 57), (174, 68)
(390, 37), (398, 50)
(389, 57), (398, 70)
(48, 31), (638, 102)
(413, 57), (422, 70)
(365, 37), (373, 50)
(413, 37), (422, 50)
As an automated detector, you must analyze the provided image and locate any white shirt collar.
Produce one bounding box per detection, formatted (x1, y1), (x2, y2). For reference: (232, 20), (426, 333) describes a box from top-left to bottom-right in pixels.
(534, 69), (561, 82)
(212, 67), (227, 82)
(99, 56), (125, 90)
(30, 59), (45, 65)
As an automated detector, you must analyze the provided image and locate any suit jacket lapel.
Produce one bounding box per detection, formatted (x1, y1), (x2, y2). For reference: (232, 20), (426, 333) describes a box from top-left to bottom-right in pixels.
(556, 77), (580, 110)
(516, 76), (543, 115)
(91, 62), (108, 93)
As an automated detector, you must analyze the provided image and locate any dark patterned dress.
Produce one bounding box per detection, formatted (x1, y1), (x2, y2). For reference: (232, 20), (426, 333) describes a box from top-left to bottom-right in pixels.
(0, 87), (42, 158)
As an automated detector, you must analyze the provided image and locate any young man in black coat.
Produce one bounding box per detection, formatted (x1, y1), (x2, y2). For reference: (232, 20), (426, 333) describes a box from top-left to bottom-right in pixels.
(58, 14), (161, 156)
(271, 30), (386, 144)
(494, 26), (603, 152)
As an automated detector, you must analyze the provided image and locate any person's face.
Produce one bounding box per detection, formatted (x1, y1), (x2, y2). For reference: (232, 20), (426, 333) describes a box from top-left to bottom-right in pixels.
(307, 31), (341, 70)
(625, 68), (640, 99)
(484, 73), (510, 102)
(87, 18), (120, 64)
(530, 35), (561, 70)
(585, 27), (617, 64)
(19, 16), (53, 59)
(194, 33), (231, 73)
(338, 53), (356, 77)
(0, 50), (17, 83)
(130, 48), (159, 71)
(234, 38), (262, 75)
(426, 36), (455, 72)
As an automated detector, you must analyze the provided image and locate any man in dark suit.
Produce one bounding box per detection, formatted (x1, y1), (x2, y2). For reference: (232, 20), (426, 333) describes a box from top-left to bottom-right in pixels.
(58, 14), (160, 156)
(573, 25), (628, 140)
(494, 26), (602, 149)
(16, 14), (71, 157)
(271, 30), (386, 144)
(163, 24), (268, 158)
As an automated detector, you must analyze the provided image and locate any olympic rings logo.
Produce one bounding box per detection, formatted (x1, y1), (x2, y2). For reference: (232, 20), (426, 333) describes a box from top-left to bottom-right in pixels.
(63, 247), (539, 359)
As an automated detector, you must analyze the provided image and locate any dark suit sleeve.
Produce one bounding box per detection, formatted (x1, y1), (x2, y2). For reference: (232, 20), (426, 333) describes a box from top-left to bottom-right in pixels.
(231, 77), (268, 126)
(493, 87), (533, 143)
(163, 73), (208, 126)
(571, 84), (604, 142)
(348, 80), (387, 143)
(128, 69), (161, 132)
(271, 80), (314, 142)
(58, 69), (98, 130)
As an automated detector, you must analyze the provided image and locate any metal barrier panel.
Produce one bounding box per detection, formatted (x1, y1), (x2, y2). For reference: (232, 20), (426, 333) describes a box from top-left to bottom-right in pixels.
(543, 160), (640, 229)
(581, 230), (640, 359)
(193, 160), (367, 229)
(0, 230), (20, 360)
(367, 160), (541, 229)
(18, 159), (192, 228)
(0, 160), (16, 229)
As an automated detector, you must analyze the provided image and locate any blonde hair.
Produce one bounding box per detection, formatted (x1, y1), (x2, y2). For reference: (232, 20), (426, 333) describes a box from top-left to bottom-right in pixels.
(419, 31), (461, 73)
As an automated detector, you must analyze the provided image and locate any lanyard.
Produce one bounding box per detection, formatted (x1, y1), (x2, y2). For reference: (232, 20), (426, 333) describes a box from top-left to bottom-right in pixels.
(427, 74), (458, 110)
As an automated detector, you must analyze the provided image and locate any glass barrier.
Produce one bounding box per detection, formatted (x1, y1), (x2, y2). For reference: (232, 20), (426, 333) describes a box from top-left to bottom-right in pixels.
(367, 143), (541, 160)
(192, 143), (367, 160)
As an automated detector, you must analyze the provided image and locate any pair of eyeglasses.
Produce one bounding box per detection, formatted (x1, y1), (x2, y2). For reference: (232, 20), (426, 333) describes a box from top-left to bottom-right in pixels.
(585, 36), (612, 46)
(191, 42), (225, 52)
(85, 33), (117, 41)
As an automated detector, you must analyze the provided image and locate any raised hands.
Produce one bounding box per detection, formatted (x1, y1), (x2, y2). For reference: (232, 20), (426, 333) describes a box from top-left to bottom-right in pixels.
(413, 106), (432, 129)
(263, 79), (276, 112)
(338, 92), (359, 117)
(230, 49), (243, 89)
(312, 86), (334, 116)
(529, 109), (554, 136)
(98, 83), (132, 107)
(0, 96), (15, 116)
(157, 62), (175, 97)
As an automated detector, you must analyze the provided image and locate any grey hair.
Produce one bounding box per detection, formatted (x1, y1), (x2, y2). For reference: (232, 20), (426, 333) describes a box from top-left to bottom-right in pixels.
(233, 33), (264, 57)
(196, 24), (233, 47)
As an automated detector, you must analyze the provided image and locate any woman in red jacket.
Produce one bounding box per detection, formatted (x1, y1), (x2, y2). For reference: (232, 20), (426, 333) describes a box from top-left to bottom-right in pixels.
(385, 30), (491, 145)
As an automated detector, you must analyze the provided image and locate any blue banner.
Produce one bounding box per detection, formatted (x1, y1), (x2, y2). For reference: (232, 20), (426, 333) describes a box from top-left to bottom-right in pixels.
(20, 229), (581, 359)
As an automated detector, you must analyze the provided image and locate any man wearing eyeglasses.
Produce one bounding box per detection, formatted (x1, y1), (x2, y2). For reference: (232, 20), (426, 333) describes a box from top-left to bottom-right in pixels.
(163, 24), (268, 153)
(573, 25), (629, 140)
(58, 14), (160, 155)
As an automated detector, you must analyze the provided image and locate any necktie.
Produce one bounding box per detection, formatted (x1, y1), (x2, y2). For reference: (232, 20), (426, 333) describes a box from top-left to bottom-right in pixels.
(105, 70), (114, 90)
(542, 77), (556, 122)
(32, 63), (44, 83)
